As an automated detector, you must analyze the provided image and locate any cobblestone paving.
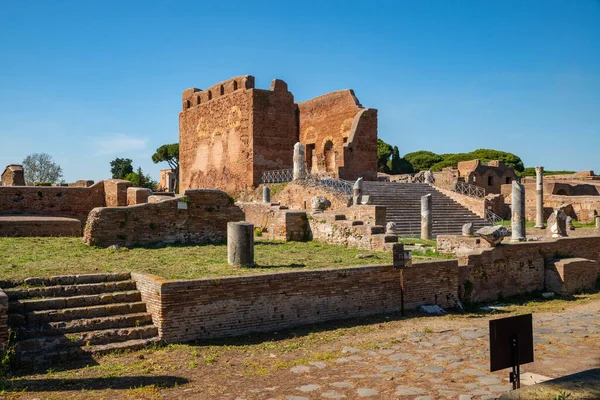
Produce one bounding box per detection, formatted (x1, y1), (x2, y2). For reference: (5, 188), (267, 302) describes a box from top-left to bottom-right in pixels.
(230, 306), (599, 400)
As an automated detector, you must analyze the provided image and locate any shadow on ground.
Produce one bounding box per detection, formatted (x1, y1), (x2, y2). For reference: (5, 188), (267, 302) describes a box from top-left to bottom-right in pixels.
(6, 375), (189, 392)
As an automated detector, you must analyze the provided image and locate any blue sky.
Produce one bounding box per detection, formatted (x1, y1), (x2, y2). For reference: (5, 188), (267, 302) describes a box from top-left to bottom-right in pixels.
(1, 0), (599, 182)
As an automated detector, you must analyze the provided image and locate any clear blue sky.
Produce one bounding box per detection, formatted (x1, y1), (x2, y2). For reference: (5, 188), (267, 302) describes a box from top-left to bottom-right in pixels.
(1, 0), (599, 182)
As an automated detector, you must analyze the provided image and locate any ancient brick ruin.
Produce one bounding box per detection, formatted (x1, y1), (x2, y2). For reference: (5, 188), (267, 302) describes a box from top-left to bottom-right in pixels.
(1, 164), (25, 186)
(179, 75), (378, 194)
(437, 159), (518, 194)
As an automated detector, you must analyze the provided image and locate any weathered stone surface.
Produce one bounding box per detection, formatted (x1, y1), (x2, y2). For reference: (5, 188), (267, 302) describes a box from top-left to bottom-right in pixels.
(462, 222), (474, 236)
(293, 142), (307, 181)
(535, 166), (545, 228)
(511, 180), (526, 242)
(310, 195), (331, 211)
(421, 194), (432, 240)
(262, 186), (271, 203)
(227, 222), (254, 267)
(545, 258), (600, 294)
(566, 216), (575, 230)
(386, 222), (396, 234)
(547, 209), (568, 238)
(424, 170), (434, 184)
(475, 225), (509, 246)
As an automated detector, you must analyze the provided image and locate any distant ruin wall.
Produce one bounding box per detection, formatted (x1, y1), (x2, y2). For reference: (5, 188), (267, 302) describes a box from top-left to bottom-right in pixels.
(132, 260), (459, 342)
(0, 289), (8, 349)
(0, 182), (106, 224)
(83, 189), (244, 247)
(298, 90), (377, 180)
(458, 236), (600, 302)
(1, 165), (25, 186)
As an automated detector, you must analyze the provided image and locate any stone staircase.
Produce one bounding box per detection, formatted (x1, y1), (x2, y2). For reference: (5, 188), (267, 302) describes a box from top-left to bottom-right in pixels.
(4, 273), (159, 363)
(363, 182), (489, 237)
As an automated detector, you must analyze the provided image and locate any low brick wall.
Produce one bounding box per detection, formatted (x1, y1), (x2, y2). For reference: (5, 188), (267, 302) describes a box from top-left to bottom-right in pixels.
(104, 179), (132, 207)
(0, 216), (82, 237)
(437, 235), (492, 255)
(127, 187), (152, 205)
(132, 259), (459, 342)
(458, 236), (600, 302)
(0, 289), (8, 349)
(545, 258), (600, 294)
(0, 182), (106, 224)
(83, 189), (245, 247)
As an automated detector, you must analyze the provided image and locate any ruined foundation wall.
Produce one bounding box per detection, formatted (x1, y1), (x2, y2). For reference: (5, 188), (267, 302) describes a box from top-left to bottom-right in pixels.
(83, 189), (244, 247)
(271, 181), (351, 210)
(458, 236), (600, 302)
(132, 260), (459, 342)
(0, 182), (106, 223)
(0, 289), (7, 349)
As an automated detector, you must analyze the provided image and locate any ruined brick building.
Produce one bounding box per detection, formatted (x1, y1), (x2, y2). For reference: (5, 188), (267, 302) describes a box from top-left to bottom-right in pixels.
(179, 75), (378, 193)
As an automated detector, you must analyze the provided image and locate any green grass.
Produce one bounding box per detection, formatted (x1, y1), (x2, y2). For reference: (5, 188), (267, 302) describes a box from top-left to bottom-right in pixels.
(0, 237), (411, 281)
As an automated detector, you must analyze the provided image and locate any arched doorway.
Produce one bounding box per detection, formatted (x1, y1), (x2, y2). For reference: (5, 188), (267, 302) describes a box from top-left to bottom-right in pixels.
(324, 140), (335, 174)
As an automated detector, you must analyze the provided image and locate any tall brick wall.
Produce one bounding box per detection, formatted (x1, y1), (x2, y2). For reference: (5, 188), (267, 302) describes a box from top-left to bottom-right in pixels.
(458, 236), (600, 302)
(0, 182), (106, 224)
(298, 90), (377, 180)
(132, 260), (459, 342)
(179, 76), (297, 193)
(83, 189), (244, 247)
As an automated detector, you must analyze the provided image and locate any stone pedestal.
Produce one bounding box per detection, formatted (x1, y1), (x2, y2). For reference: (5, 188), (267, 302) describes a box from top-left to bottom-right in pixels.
(263, 186), (271, 203)
(293, 142), (306, 181)
(511, 181), (526, 242)
(227, 222), (254, 267)
(535, 166), (545, 228)
(421, 194), (432, 240)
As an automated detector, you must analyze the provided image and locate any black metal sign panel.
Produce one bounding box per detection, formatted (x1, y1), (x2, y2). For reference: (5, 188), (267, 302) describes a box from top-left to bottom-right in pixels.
(489, 313), (534, 372)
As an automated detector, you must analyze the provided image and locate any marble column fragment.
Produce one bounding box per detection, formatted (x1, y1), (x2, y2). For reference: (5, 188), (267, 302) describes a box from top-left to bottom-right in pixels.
(293, 142), (306, 181)
(511, 180), (526, 242)
(227, 222), (254, 267)
(596, 215), (600, 230)
(353, 177), (363, 205)
(263, 186), (271, 203)
(535, 166), (545, 228)
(421, 193), (432, 240)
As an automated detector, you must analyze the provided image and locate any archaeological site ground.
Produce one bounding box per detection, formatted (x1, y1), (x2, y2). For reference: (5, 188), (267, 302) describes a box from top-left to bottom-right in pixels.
(1, 75), (599, 400)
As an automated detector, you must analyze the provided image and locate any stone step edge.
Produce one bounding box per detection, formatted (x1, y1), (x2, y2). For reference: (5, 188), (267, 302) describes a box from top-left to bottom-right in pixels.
(9, 290), (142, 312)
(4, 280), (138, 300)
(16, 312), (154, 338)
(0, 272), (132, 289)
(10, 301), (149, 324)
(15, 325), (159, 354)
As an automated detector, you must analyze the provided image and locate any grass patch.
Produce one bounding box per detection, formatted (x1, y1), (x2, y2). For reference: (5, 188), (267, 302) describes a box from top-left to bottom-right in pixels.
(0, 237), (409, 280)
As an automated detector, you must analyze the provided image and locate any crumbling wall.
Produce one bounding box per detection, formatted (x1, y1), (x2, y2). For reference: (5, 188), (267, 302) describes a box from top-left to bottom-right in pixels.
(1, 165), (25, 186)
(271, 180), (351, 210)
(83, 189), (244, 247)
(132, 260), (459, 342)
(298, 90), (377, 180)
(0, 182), (106, 224)
(0, 289), (8, 349)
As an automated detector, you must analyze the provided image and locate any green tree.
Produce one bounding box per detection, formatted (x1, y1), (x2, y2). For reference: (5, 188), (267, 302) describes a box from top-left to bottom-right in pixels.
(152, 143), (179, 192)
(403, 151), (444, 172)
(22, 153), (63, 183)
(377, 139), (393, 173)
(110, 158), (133, 179)
(387, 146), (414, 174)
(124, 166), (157, 189)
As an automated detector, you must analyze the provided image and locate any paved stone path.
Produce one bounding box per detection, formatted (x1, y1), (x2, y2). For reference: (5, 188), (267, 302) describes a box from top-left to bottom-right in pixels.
(231, 306), (599, 400)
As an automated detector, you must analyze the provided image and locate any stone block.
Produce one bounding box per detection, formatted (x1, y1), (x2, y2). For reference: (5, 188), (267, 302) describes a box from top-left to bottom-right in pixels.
(545, 258), (600, 294)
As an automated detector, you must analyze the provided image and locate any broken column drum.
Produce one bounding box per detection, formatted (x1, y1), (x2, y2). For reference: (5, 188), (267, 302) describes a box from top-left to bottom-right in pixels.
(293, 142), (306, 181)
(511, 180), (526, 242)
(353, 177), (363, 205)
(421, 193), (432, 240)
(263, 186), (271, 203)
(227, 222), (255, 267)
(535, 166), (545, 228)
(596, 215), (600, 230)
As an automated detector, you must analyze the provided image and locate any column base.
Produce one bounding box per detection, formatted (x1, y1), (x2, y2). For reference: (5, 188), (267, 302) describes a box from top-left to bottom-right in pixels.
(510, 237), (526, 242)
(534, 224), (545, 229)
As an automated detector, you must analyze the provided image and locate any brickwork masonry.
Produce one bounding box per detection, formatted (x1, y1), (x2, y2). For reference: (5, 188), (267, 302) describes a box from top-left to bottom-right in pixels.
(132, 260), (459, 342)
(0, 289), (8, 349)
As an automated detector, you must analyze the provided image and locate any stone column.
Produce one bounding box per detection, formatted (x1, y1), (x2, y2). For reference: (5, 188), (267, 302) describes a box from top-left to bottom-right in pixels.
(263, 186), (271, 203)
(596, 215), (600, 230)
(534, 166), (545, 228)
(227, 222), (254, 267)
(511, 180), (526, 242)
(421, 194), (432, 240)
(353, 177), (363, 205)
(293, 142), (306, 180)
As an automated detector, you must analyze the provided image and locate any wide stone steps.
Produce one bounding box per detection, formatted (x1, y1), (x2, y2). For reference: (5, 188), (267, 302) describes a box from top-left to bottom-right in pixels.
(364, 182), (489, 236)
(5, 273), (159, 363)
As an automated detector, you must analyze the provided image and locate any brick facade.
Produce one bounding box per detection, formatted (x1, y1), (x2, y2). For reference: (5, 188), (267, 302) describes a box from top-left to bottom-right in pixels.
(132, 260), (459, 342)
(179, 76), (379, 194)
(83, 189), (244, 247)
(1, 164), (25, 186)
